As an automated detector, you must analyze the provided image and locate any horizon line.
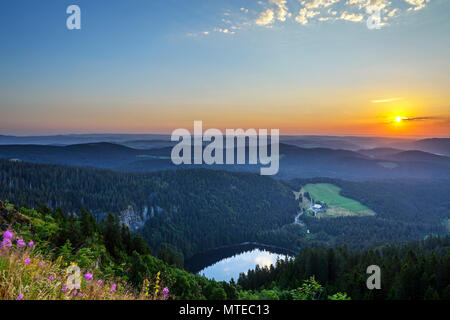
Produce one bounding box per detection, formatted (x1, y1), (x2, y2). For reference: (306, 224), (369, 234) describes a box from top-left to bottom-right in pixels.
(0, 132), (448, 140)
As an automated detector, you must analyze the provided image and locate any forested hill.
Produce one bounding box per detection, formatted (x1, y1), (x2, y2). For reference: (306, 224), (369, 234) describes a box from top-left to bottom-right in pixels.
(0, 160), (298, 259)
(2, 199), (447, 300)
(1, 160), (449, 258)
(238, 236), (450, 300)
(285, 178), (449, 250)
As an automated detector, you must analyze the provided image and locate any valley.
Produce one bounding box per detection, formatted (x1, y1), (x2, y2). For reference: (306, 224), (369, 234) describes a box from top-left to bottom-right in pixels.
(0, 136), (448, 300)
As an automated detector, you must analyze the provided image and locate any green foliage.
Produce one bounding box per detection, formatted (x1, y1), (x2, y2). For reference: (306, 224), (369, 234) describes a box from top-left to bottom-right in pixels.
(287, 178), (449, 250)
(239, 236), (450, 300)
(3, 200), (448, 300)
(0, 161), (299, 258)
(1, 201), (248, 300)
(291, 277), (323, 300)
(328, 292), (351, 300)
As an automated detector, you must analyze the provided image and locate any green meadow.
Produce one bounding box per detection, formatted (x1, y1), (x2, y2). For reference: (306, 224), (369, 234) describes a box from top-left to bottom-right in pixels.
(303, 183), (371, 213)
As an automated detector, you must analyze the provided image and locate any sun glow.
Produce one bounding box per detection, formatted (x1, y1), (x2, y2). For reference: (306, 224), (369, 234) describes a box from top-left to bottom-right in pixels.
(396, 116), (404, 123)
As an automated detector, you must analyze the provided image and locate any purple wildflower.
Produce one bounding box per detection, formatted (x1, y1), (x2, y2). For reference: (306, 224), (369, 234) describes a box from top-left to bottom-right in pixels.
(3, 230), (13, 240)
(38, 262), (45, 267)
(24, 258), (31, 264)
(1, 238), (12, 248)
(16, 238), (26, 247)
(84, 273), (93, 280)
(17, 294), (24, 300)
(49, 275), (54, 281)
(28, 241), (34, 247)
(35, 275), (41, 280)
(61, 286), (68, 292)
(110, 283), (117, 293)
(97, 280), (103, 285)
(163, 287), (169, 299)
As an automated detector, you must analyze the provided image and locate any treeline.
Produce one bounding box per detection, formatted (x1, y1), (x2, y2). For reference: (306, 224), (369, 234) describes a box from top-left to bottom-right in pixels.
(283, 178), (449, 250)
(1, 161), (449, 259)
(3, 200), (449, 300)
(0, 160), (298, 258)
(238, 236), (450, 300)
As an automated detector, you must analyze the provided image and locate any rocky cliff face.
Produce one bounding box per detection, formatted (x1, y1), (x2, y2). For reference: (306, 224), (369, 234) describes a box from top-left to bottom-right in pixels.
(1, 199), (157, 234)
(118, 204), (165, 232)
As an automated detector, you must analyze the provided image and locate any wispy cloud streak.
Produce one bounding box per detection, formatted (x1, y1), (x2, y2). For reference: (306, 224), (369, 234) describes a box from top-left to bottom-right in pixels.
(371, 97), (404, 103)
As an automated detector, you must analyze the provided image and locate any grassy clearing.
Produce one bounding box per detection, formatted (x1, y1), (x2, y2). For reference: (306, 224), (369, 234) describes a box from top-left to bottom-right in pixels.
(302, 183), (375, 216)
(317, 207), (375, 218)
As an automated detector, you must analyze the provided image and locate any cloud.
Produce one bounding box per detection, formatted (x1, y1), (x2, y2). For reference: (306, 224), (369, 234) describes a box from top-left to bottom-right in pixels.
(404, 0), (430, 11)
(214, 28), (235, 34)
(371, 97), (404, 103)
(269, 0), (292, 21)
(402, 116), (442, 121)
(387, 8), (399, 17)
(302, 0), (341, 9)
(339, 11), (364, 22)
(345, 0), (390, 10)
(256, 9), (275, 25)
(295, 8), (320, 25)
(189, 0), (434, 37)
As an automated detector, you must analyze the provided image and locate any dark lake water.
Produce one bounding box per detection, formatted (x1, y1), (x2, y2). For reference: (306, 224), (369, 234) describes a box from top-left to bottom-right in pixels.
(185, 243), (295, 282)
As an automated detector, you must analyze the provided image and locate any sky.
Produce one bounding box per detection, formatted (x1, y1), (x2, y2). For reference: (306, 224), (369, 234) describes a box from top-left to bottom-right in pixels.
(0, 0), (449, 137)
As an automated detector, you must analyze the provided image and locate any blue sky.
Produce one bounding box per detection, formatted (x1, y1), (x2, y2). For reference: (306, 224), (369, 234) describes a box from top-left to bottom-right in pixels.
(0, 0), (449, 136)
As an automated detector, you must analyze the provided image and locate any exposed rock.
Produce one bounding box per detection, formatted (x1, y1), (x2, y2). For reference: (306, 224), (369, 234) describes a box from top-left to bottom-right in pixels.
(119, 205), (151, 232)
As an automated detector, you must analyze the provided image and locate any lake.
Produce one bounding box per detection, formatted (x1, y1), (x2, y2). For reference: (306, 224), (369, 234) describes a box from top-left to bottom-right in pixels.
(185, 243), (295, 282)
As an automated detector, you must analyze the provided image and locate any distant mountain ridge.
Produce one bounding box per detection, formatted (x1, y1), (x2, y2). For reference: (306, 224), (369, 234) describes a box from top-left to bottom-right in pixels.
(0, 141), (449, 180)
(391, 138), (450, 156)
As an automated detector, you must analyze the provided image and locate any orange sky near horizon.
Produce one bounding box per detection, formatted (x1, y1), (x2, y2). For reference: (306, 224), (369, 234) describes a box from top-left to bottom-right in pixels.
(1, 1), (450, 138)
(3, 93), (447, 138)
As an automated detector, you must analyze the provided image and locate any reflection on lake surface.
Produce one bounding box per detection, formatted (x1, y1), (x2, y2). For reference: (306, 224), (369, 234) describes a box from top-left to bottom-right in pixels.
(185, 244), (294, 282)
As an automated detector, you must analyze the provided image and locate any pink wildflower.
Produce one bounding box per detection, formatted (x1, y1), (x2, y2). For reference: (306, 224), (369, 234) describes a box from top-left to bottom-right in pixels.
(28, 241), (34, 247)
(3, 230), (13, 240)
(49, 275), (54, 281)
(35, 275), (41, 280)
(24, 258), (31, 264)
(84, 273), (93, 280)
(38, 262), (45, 267)
(61, 286), (67, 292)
(110, 283), (117, 293)
(1, 238), (12, 248)
(17, 294), (24, 300)
(97, 280), (103, 285)
(16, 238), (26, 247)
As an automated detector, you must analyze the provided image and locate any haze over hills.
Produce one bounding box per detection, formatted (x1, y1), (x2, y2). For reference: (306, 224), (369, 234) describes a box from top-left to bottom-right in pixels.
(390, 138), (450, 156)
(0, 134), (172, 146)
(1, 133), (448, 153)
(0, 141), (448, 180)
